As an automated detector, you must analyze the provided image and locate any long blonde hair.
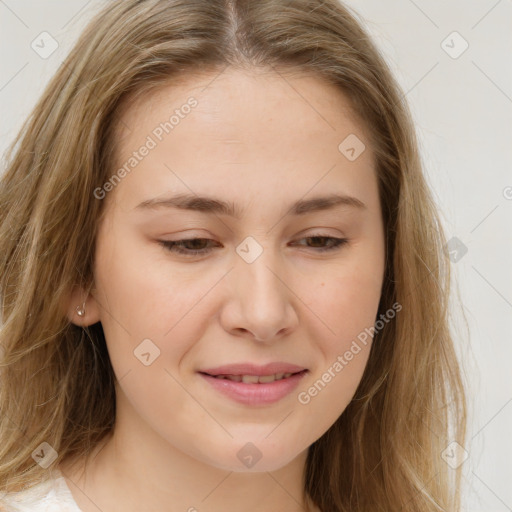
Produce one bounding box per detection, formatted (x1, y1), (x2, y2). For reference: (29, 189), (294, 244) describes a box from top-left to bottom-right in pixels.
(0, 1), (466, 510)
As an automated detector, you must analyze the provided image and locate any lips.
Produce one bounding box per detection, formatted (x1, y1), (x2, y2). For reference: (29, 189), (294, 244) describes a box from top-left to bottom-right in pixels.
(198, 362), (308, 405)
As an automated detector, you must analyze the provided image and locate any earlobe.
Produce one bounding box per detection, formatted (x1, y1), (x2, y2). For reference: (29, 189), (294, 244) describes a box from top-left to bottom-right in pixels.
(65, 286), (101, 327)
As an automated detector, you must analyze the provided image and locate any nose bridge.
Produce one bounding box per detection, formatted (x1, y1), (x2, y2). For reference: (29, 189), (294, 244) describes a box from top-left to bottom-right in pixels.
(231, 235), (291, 336)
(236, 235), (284, 302)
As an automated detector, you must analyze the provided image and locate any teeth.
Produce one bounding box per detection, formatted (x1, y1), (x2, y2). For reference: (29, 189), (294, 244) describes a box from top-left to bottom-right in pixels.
(214, 372), (299, 383)
(242, 375), (260, 384)
(258, 374), (277, 383)
(225, 375), (242, 382)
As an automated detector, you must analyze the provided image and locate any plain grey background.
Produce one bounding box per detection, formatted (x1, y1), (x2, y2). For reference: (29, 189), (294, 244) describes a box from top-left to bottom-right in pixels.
(1, 1), (511, 510)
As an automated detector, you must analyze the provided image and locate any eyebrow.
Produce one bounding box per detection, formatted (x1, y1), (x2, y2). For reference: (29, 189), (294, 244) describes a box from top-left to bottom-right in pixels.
(135, 192), (366, 218)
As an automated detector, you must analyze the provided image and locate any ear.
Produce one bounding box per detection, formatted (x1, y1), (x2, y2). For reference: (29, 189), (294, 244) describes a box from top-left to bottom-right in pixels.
(64, 285), (101, 327)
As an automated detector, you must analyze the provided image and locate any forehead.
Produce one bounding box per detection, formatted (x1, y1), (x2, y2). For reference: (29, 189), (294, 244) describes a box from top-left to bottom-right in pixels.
(118, 67), (366, 141)
(107, 67), (376, 214)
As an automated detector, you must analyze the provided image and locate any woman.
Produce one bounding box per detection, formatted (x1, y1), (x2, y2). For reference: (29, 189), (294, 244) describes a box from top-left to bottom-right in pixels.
(0, 0), (467, 510)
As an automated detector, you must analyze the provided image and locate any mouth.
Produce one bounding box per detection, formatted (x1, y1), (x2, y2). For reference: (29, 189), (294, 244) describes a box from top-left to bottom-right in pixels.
(198, 363), (308, 405)
(200, 371), (306, 383)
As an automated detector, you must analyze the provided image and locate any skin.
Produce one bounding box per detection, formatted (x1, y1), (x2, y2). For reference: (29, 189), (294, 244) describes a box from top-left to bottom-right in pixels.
(63, 67), (385, 512)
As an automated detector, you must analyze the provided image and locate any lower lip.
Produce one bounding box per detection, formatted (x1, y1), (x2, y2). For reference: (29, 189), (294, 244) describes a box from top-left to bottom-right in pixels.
(199, 371), (308, 406)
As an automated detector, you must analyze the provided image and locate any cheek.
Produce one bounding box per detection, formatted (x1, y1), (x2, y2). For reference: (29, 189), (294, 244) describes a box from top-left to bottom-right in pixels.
(309, 252), (384, 352)
(92, 229), (213, 380)
(293, 254), (382, 432)
(305, 273), (378, 394)
(294, 279), (379, 440)
(292, 340), (371, 446)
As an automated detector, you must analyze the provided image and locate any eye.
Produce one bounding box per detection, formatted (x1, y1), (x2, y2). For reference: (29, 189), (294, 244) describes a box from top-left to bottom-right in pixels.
(292, 235), (349, 252)
(158, 234), (348, 258)
(158, 238), (220, 257)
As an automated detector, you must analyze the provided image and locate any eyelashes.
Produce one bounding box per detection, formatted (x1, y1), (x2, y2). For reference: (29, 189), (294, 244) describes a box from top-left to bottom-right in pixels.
(158, 235), (349, 258)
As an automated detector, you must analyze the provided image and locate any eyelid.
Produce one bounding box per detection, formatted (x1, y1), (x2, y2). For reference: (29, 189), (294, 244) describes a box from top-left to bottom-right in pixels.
(157, 233), (349, 258)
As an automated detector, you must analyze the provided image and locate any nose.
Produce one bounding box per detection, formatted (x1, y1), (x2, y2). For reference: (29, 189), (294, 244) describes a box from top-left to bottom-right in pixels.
(219, 247), (299, 343)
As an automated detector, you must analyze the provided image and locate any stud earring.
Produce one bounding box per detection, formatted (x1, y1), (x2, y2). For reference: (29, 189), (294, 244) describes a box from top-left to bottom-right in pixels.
(76, 303), (86, 317)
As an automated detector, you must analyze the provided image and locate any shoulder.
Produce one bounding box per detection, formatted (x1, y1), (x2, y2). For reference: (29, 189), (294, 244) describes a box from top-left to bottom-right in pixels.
(0, 473), (82, 512)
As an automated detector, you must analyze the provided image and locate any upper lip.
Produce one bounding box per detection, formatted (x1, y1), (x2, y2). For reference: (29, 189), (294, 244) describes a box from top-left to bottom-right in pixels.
(199, 362), (307, 376)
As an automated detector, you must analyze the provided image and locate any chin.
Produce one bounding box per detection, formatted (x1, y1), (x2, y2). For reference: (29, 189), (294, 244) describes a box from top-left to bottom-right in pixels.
(196, 437), (304, 473)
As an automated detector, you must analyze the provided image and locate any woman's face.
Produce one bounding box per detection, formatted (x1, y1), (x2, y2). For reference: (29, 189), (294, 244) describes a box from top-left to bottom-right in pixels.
(86, 68), (385, 472)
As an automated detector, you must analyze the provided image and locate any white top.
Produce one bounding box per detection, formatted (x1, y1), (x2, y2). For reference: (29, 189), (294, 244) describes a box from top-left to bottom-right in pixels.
(0, 470), (82, 512)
